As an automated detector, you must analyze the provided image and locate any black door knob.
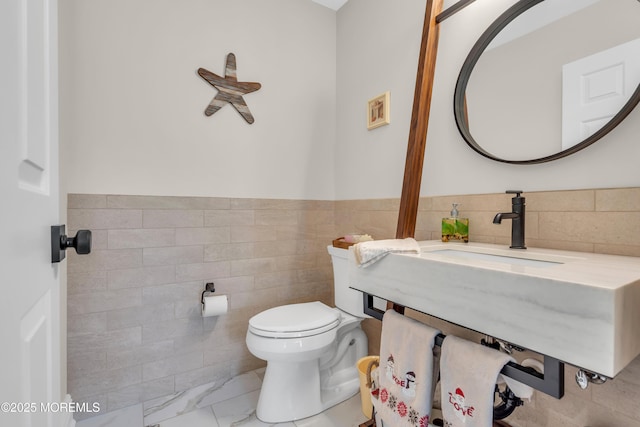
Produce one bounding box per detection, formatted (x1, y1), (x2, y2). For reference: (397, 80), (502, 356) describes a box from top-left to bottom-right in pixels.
(62, 229), (92, 255)
(51, 225), (92, 263)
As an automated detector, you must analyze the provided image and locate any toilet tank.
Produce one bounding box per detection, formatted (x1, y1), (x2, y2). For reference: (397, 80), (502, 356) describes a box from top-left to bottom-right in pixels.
(327, 245), (368, 317)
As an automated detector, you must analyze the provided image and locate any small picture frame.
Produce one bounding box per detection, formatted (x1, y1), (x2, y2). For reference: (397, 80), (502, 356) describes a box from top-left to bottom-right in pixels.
(367, 91), (390, 130)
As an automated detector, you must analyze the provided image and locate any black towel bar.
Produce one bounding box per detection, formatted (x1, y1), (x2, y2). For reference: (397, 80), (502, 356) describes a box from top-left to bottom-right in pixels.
(362, 292), (564, 399)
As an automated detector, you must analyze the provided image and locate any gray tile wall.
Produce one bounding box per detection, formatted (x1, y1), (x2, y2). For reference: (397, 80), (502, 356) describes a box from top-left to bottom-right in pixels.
(67, 195), (335, 415)
(69, 188), (640, 425)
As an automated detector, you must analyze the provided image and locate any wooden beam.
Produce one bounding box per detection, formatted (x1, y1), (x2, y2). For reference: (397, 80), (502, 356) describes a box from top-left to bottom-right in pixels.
(396, 0), (444, 239)
(389, 0), (443, 314)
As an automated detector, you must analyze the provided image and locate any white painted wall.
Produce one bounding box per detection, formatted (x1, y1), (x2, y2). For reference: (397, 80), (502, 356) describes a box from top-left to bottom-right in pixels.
(335, 0), (425, 200)
(61, 0), (640, 201)
(335, 0), (640, 199)
(60, 0), (336, 199)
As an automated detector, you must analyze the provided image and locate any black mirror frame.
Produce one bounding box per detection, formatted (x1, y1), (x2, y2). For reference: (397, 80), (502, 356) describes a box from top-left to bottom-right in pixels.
(453, 0), (640, 165)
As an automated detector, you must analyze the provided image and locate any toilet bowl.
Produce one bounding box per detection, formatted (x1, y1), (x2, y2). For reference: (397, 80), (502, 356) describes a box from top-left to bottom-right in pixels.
(245, 246), (369, 423)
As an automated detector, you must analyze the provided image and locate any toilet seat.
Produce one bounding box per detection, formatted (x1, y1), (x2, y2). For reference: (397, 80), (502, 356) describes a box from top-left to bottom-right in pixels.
(249, 301), (340, 338)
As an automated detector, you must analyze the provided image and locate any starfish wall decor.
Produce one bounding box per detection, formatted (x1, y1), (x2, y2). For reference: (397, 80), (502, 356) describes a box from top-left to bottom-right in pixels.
(198, 53), (262, 124)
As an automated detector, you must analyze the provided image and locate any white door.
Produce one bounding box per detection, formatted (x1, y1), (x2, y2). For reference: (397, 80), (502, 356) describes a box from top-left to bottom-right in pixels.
(0, 0), (65, 426)
(562, 37), (640, 150)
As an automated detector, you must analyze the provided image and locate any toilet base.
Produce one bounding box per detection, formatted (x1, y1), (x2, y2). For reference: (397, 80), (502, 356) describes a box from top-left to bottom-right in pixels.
(256, 360), (322, 423)
(255, 360), (360, 423)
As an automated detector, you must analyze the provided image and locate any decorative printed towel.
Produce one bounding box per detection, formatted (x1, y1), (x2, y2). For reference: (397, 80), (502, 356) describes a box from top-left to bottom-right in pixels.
(440, 336), (514, 427)
(354, 238), (420, 268)
(372, 310), (441, 427)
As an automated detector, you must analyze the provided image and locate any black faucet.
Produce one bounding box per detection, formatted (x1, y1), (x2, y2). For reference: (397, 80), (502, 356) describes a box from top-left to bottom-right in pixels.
(493, 190), (526, 249)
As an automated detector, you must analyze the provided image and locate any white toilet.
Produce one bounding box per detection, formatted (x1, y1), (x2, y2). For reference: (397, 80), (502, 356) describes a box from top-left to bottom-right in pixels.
(245, 245), (369, 423)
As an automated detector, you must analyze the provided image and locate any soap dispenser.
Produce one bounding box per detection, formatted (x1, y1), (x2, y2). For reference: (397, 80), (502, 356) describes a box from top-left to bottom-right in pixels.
(442, 203), (469, 243)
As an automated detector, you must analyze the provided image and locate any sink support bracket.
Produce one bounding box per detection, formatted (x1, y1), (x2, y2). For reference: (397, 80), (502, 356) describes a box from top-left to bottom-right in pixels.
(362, 292), (565, 399)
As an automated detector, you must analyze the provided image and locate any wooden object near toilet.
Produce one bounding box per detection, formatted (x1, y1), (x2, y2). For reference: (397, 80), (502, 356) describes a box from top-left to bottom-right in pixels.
(395, 0), (443, 241)
(332, 237), (355, 249)
(390, 0), (444, 314)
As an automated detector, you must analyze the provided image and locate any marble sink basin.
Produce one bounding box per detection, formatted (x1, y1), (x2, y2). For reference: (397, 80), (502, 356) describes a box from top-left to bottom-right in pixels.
(425, 247), (564, 268)
(349, 240), (640, 378)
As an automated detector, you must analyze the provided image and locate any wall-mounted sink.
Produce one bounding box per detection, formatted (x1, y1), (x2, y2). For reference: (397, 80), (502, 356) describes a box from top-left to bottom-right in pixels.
(349, 241), (640, 378)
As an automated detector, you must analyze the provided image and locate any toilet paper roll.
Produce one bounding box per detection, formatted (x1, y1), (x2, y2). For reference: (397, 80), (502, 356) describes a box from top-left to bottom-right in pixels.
(202, 294), (228, 317)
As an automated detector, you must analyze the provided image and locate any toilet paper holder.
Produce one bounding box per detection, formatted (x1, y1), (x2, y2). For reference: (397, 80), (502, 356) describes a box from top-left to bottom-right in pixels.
(201, 282), (216, 304)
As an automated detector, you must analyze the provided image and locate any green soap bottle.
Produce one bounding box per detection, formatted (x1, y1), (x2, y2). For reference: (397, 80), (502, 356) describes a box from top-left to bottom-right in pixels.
(441, 203), (469, 243)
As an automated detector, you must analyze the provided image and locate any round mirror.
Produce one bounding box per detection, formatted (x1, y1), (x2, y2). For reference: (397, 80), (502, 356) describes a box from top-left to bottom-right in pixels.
(454, 0), (640, 164)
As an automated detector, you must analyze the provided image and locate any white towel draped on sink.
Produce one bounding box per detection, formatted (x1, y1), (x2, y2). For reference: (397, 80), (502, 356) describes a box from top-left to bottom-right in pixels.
(354, 238), (420, 268)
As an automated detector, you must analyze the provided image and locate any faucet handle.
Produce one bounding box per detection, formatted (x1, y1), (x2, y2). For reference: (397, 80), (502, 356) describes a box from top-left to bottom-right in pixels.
(506, 190), (523, 198)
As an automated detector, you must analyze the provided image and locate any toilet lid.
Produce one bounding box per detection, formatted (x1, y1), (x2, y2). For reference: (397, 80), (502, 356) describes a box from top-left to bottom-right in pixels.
(249, 302), (340, 338)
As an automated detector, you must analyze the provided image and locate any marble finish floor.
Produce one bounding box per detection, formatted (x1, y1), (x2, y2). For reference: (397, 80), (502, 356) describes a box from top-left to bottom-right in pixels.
(75, 369), (369, 427)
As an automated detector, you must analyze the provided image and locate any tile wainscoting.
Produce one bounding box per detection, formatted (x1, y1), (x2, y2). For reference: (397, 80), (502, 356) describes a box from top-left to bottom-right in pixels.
(336, 187), (640, 427)
(67, 195), (336, 419)
(68, 188), (640, 425)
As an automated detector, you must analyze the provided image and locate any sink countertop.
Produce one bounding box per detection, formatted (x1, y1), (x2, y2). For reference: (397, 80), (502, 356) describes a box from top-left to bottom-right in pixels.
(348, 240), (640, 378)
